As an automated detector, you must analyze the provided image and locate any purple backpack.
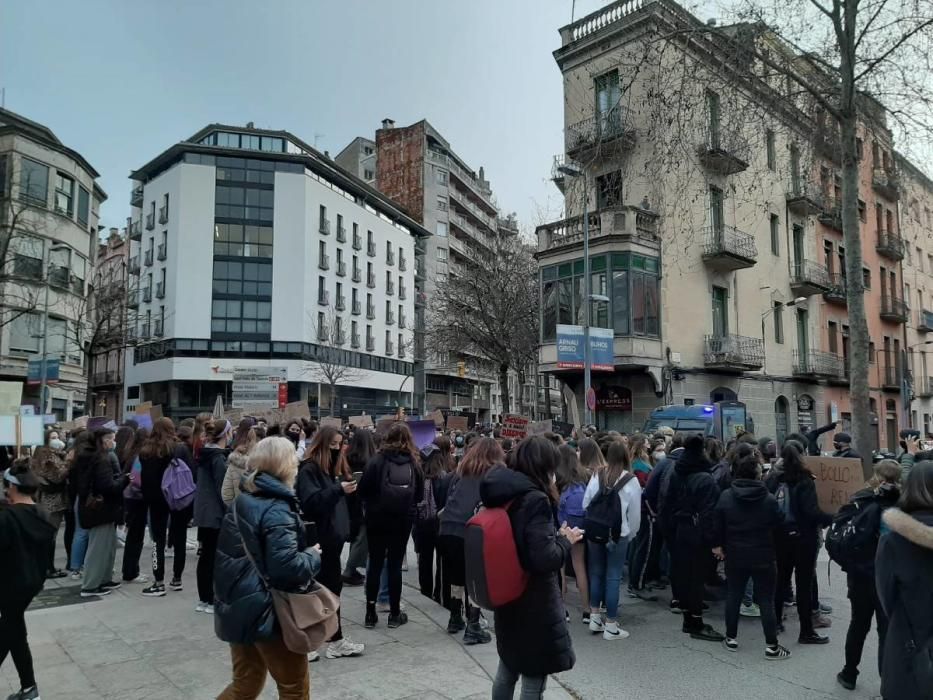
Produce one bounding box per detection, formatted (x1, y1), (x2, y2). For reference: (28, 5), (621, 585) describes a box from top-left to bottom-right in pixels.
(161, 457), (196, 511)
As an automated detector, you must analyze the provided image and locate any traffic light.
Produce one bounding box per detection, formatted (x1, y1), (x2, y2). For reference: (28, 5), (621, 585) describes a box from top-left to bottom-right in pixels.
(457, 361), (466, 378)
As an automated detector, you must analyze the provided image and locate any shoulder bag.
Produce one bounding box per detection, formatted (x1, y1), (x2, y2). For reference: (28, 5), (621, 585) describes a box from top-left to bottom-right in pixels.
(232, 503), (339, 654)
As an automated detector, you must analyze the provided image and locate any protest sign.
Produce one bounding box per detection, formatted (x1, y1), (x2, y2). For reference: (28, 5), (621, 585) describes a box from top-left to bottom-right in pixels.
(447, 415), (469, 432)
(0, 382), (23, 415)
(430, 409), (445, 428)
(501, 415), (530, 440)
(408, 419), (437, 450)
(529, 420), (552, 436)
(375, 417), (396, 435)
(349, 415), (374, 428)
(135, 401), (153, 415)
(283, 401), (311, 422)
(321, 417), (343, 430)
(805, 456), (865, 515)
(551, 420), (575, 439)
(150, 405), (164, 421)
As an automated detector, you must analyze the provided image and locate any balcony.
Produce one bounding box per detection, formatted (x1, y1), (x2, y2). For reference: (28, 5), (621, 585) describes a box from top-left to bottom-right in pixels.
(319, 254), (329, 271)
(701, 225), (757, 271)
(386, 251), (395, 266)
(536, 205), (660, 254)
(399, 254), (407, 271)
(367, 305), (376, 320)
(155, 281), (165, 299)
(129, 219), (142, 241)
(881, 360), (901, 391)
(336, 225), (346, 243)
(352, 267), (362, 283)
(703, 334), (765, 372)
(880, 295), (909, 323)
(335, 296), (346, 311)
(914, 376), (933, 398)
(447, 159), (497, 214)
(792, 349), (845, 379)
(351, 333), (360, 349)
(917, 309), (933, 333)
(698, 126), (749, 175)
(130, 186), (143, 208)
(335, 331), (346, 346)
(154, 320), (164, 337)
(367, 241), (376, 257)
(353, 233), (362, 250)
(449, 189), (497, 235)
(336, 260), (346, 277)
(790, 260), (831, 296)
(399, 313), (406, 329)
(318, 291), (329, 306)
(319, 218), (330, 235)
(399, 284), (407, 300)
(876, 230), (905, 261)
(786, 181), (824, 216)
(145, 212), (155, 230)
(141, 323), (151, 338)
(142, 287), (152, 303)
(818, 202), (844, 231)
(366, 337), (375, 352)
(386, 280), (395, 295)
(317, 326), (328, 342)
(367, 274), (376, 289)
(127, 291), (139, 309)
(814, 126), (841, 163)
(386, 310), (395, 325)
(872, 168), (900, 201)
(823, 273), (848, 305)
(91, 370), (123, 388)
(157, 243), (167, 261)
(158, 204), (168, 224)
(128, 257), (140, 275)
(565, 106), (636, 161)
(352, 300), (361, 316)
(386, 340), (395, 356)
(144, 249), (154, 267)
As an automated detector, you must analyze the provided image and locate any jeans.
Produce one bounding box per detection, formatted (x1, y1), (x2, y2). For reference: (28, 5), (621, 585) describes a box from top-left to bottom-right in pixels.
(315, 543), (345, 642)
(150, 502), (193, 582)
(774, 532), (819, 636)
(378, 565), (389, 604)
(121, 497), (147, 581)
(491, 660), (547, 700)
(0, 604), (35, 690)
(587, 537), (630, 619)
(69, 500), (89, 571)
(219, 637), (310, 700)
(366, 520), (411, 615)
(742, 578), (754, 606)
(843, 572), (887, 678)
(725, 564), (778, 644)
(196, 527), (220, 604)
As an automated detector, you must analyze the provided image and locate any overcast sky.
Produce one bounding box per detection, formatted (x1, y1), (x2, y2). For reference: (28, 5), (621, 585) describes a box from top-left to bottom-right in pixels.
(1, 0), (622, 235)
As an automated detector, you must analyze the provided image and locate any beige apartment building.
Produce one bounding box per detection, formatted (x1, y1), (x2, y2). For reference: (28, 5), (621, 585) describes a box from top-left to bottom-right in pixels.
(538, 0), (921, 447)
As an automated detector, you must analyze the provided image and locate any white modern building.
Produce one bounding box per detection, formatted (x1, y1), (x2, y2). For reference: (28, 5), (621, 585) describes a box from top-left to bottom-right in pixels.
(124, 123), (427, 419)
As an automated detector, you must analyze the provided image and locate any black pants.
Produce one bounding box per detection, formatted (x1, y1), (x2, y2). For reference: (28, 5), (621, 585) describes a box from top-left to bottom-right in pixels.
(366, 519), (412, 615)
(121, 498), (147, 581)
(150, 502), (193, 582)
(844, 572), (887, 678)
(315, 543), (345, 642)
(670, 535), (707, 629)
(196, 527), (220, 604)
(0, 604), (34, 690)
(413, 520), (443, 600)
(725, 564), (778, 644)
(774, 532), (819, 636)
(629, 513), (663, 589)
(64, 505), (76, 569)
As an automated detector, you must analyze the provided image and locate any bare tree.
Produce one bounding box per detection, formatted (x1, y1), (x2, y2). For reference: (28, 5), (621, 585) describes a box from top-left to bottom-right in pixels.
(302, 305), (363, 417)
(426, 235), (539, 415)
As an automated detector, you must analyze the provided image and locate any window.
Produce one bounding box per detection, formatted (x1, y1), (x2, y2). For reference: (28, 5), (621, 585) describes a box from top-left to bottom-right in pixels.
(8, 313), (39, 354)
(364, 169), (374, 180)
(863, 267), (871, 289)
(19, 158), (48, 205)
(437, 247), (448, 261)
(213, 223), (273, 258)
(928, 254), (933, 275)
(215, 184), (274, 221)
(54, 173), (74, 215)
(436, 196), (448, 211)
(318, 276), (327, 304)
(773, 301), (784, 343)
(436, 169), (448, 186)
(709, 186), (724, 232)
(212, 260), (273, 296)
(766, 130), (776, 170)
(711, 286), (728, 337)
(869, 341), (876, 363)
(436, 221), (448, 237)
(12, 235), (42, 279)
(319, 240), (327, 263)
(856, 138), (864, 160)
(595, 70), (621, 130)
(770, 214), (780, 256)
(385, 299), (392, 320)
(706, 90), (722, 144)
(385, 330), (391, 352)
(596, 170), (623, 208)
(319, 205), (328, 232)
(858, 200), (866, 222)
(828, 321), (838, 354)
(824, 240), (834, 275)
(210, 299), (271, 335)
(77, 186), (90, 227)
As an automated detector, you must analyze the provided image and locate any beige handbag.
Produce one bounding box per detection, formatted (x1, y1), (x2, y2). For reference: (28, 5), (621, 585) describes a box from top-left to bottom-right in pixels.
(233, 504), (339, 654)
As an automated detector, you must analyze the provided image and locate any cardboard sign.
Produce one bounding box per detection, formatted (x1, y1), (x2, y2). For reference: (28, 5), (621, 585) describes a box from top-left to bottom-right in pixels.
(529, 419), (552, 436)
(135, 401), (153, 415)
(806, 456), (865, 515)
(552, 420), (575, 439)
(283, 401), (311, 422)
(375, 418), (396, 435)
(408, 419), (437, 450)
(321, 417), (343, 430)
(0, 381), (23, 416)
(430, 409), (446, 428)
(501, 415), (529, 440)
(150, 405), (164, 421)
(349, 415), (374, 428)
(446, 415), (469, 432)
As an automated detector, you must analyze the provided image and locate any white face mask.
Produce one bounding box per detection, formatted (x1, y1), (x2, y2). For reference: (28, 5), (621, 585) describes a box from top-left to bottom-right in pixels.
(50, 439), (65, 451)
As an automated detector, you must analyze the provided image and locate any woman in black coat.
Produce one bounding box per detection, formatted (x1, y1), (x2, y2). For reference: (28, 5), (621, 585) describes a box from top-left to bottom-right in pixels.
(479, 436), (582, 699)
(296, 426), (363, 659)
(875, 460), (933, 700)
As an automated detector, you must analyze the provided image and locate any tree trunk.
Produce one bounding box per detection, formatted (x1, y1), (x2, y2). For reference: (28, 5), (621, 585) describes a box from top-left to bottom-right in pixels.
(498, 363), (511, 419)
(328, 383), (336, 418)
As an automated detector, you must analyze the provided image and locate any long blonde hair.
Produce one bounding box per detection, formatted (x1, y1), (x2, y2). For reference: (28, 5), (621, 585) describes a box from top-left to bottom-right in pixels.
(245, 436), (299, 490)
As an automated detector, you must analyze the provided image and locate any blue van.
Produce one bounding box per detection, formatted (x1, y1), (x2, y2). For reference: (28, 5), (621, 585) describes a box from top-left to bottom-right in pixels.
(643, 402), (752, 440)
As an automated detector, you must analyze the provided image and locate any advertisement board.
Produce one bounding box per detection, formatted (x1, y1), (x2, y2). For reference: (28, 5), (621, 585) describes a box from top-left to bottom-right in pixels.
(232, 367), (288, 408)
(556, 325), (614, 371)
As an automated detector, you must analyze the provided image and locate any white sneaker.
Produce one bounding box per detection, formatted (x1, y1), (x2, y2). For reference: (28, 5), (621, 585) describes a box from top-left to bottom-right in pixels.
(740, 602), (761, 618)
(588, 614), (604, 633)
(195, 602), (206, 613)
(202, 604), (214, 614)
(70, 569), (83, 580)
(603, 621), (630, 640)
(308, 650), (320, 663)
(126, 574), (149, 584)
(326, 638), (365, 658)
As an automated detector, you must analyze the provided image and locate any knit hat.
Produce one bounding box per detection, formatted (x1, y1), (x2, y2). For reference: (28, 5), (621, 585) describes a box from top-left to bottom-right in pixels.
(833, 432), (852, 444)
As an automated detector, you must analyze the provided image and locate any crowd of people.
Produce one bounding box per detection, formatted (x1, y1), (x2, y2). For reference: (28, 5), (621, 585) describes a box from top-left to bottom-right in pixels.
(1, 413), (932, 700)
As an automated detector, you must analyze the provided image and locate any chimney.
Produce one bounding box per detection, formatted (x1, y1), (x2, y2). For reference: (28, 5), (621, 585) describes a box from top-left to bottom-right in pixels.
(246, 121), (255, 128)
(706, 18), (717, 26)
(381, 118), (395, 130)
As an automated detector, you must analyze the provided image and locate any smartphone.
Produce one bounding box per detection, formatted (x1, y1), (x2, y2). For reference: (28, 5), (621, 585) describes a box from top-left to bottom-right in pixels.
(352, 471), (364, 482)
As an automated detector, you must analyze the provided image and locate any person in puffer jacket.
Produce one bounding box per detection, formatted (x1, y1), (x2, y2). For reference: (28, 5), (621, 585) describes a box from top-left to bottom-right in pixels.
(214, 436), (320, 700)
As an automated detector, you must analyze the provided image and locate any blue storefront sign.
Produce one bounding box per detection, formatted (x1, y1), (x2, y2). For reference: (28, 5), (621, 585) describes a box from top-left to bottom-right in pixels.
(27, 358), (60, 385)
(556, 325), (614, 371)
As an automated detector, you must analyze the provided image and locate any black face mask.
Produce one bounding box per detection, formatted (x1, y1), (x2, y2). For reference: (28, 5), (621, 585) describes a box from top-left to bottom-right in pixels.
(287, 432), (300, 445)
(330, 448), (341, 466)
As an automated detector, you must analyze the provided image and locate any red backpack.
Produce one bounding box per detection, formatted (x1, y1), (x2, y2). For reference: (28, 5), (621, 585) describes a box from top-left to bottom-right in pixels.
(464, 501), (528, 610)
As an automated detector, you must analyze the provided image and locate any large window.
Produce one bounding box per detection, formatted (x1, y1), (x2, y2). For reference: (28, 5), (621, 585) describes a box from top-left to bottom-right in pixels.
(19, 158), (48, 206)
(12, 235), (42, 279)
(215, 156), (276, 186)
(214, 223), (273, 258)
(211, 299), (271, 334)
(8, 313), (39, 354)
(77, 186), (90, 227)
(54, 173), (74, 215)
(211, 260), (273, 297)
(215, 184), (274, 221)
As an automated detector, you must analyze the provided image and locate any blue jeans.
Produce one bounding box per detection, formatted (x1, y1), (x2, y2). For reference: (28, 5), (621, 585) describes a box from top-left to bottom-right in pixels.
(743, 578), (754, 606)
(587, 537), (630, 620)
(378, 561), (389, 603)
(70, 500), (89, 570)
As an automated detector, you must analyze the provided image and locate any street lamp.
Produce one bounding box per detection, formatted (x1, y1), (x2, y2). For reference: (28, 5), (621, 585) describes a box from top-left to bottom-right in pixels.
(557, 164), (596, 424)
(39, 242), (69, 416)
(760, 296), (807, 373)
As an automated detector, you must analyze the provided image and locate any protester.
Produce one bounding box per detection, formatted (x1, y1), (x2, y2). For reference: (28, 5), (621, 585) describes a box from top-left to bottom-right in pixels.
(0, 460), (57, 700)
(66, 430), (91, 577)
(556, 444), (590, 622)
(768, 442), (834, 644)
(712, 452), (789, 658)
(214, 436), (321, 700)
(193, 419), (232, 613)
(358, 422), (422, 629)
(341, 429), (377, 586)
(439, 437), (503, 643)
(119, 426), (149, 584)
(31, 430), (69, 579)
(875, 460), (933, 700)
(629, 434), (653, 487)
(223, 420), (257, 505)
(192, 412), (212, 460)
(480, 437), (580, 699)
(836, 459), (901, 690)
(832, 433), (861, 460)
(296, 426), (364, 659)
(584, 440), (641, 640)
(413, 442), (452, 607)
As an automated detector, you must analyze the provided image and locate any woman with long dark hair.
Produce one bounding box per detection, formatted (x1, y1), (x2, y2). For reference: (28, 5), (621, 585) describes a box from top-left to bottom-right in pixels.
(769, 442), (833, 644)
(481, 436), (581, 698)
(439, 437), (504, 643)
(413, 441), (453, 606)
(193, 419), (232, 613)
(556, 444), (590, 622)
(296, 426), (364, 659)
(358, 422), (423, 629)
(119, 426), (149, 584)
(341, 429), (377, 586)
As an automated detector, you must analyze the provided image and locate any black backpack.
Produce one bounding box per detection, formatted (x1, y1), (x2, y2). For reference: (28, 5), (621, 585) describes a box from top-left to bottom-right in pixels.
(380, 457), (415, 515)
(584, 473), (634, 544)
(826, 495), (882, 575)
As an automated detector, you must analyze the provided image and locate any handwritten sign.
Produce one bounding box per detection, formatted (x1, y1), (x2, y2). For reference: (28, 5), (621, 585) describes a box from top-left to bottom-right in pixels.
(349, 415), (374, 428)
(283, 401), (311, 422)
(0, 381), (24, 415)
(321, 417), (343, 430)
(447, 415), (468, 432)
(431, 409), (446, 428)
(529, 419), (552, 436)
(806, 456), (865, 515)
(501, 415), (529, 440)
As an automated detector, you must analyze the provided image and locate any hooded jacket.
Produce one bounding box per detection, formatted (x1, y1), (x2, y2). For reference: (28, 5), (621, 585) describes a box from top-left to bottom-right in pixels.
(0, 502), (56, 606)
(76, 448), (129, 529)
(876, 508), (933, 700)
(194, 446), (229, 529)
(439, 473), (485, 539)
(713, 478), (783, 569)
(644, 446), (684, 514)
(214, 472), (321, 645)
(661, 438), (720, 546)
(140, 442), (191, 507)
(766, 471), (833, 536)
(480, 466), (575, 677)
(357, 449), (424, 524)
(221, 450), (250, 505)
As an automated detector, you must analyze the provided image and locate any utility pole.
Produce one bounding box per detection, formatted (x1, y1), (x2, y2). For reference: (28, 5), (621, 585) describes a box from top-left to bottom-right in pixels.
(39, 243), (65, 414)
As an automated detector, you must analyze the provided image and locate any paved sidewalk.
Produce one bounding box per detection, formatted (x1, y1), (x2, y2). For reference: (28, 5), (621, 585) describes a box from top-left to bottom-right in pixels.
(1, 533), (575, 700)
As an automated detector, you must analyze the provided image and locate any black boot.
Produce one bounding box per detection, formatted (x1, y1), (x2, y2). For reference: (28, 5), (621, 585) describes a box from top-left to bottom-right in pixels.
(364, 602), (377, 629)
(463, 603), (491, 645)
(447, 598), (465, 634)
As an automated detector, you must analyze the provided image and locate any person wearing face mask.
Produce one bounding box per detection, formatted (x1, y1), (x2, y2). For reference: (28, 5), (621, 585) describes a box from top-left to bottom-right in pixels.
(193, 419), (233, 613)
(296, 426), (365, 660)
(284, 420), (304, 457)
(31, 430), (69, 579)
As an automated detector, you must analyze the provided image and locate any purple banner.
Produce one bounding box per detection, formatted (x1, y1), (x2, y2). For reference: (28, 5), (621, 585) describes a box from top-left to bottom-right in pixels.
(408, 419), (437, 450)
